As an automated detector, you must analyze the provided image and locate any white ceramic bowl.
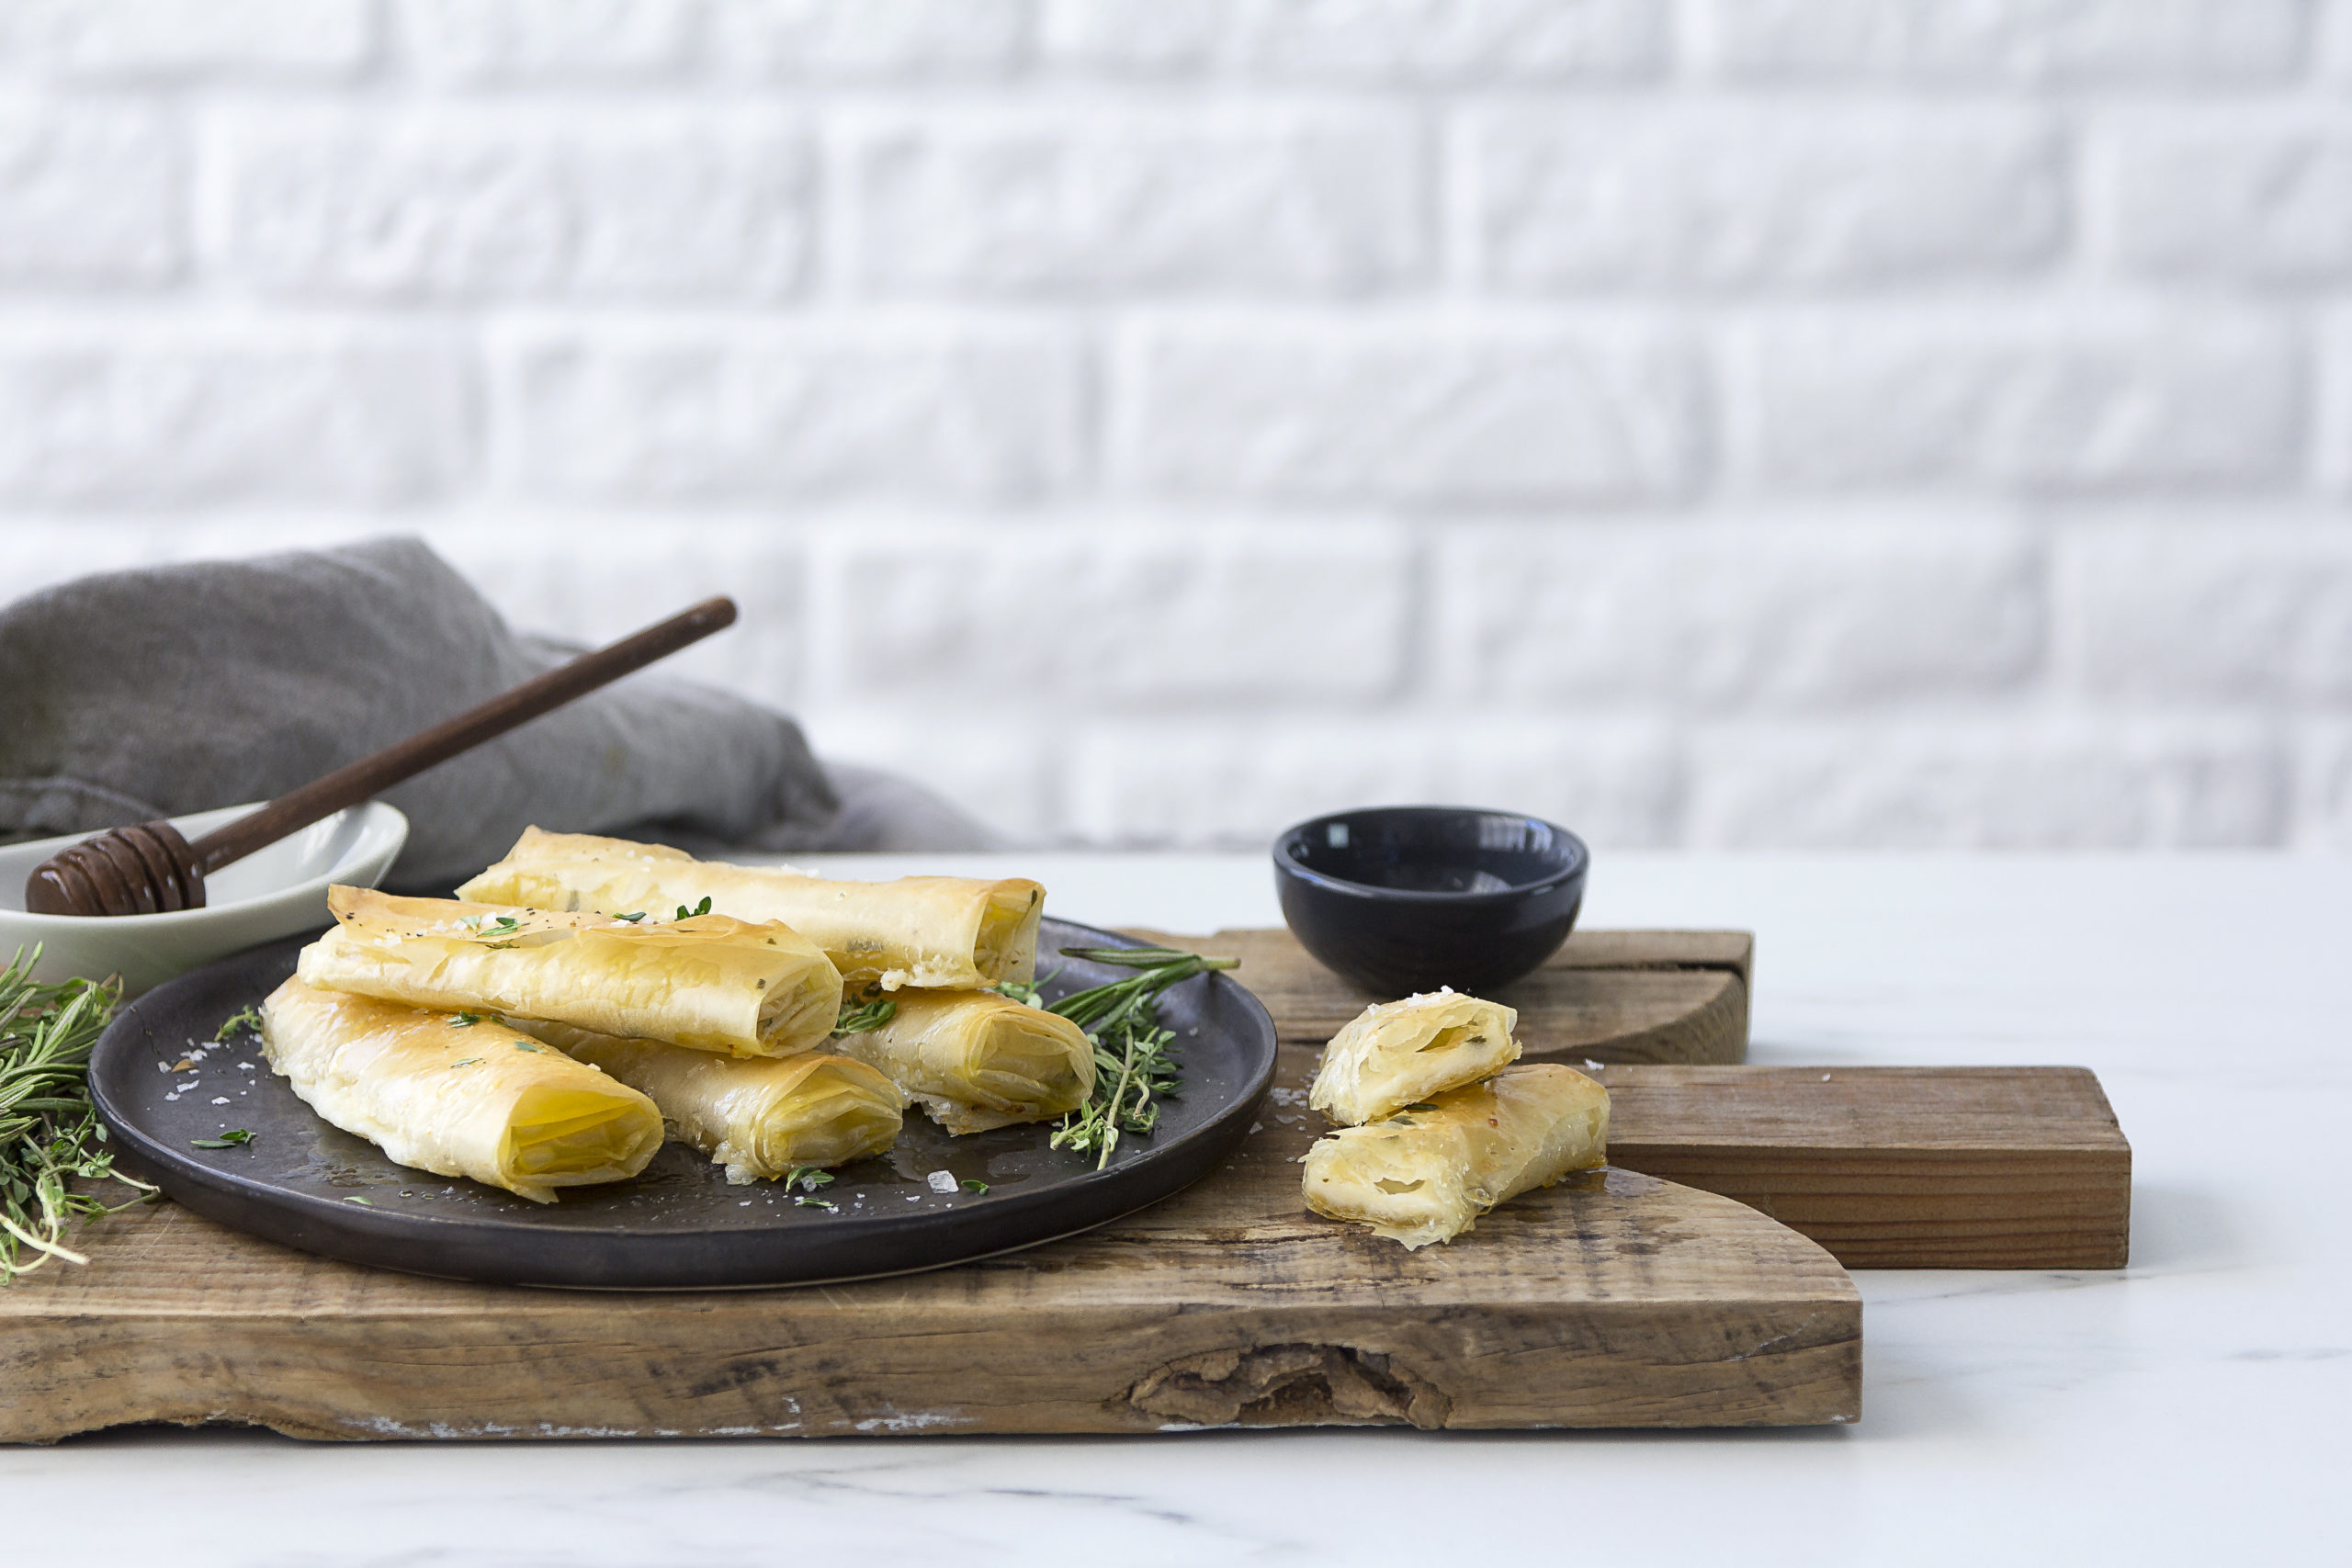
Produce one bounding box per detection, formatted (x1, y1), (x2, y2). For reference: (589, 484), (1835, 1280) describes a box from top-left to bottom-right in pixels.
(0, 801), (408, 995)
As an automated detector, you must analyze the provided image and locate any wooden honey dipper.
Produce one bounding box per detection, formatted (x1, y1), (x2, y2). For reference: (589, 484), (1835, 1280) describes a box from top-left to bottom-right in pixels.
(23, 596), (738, 918)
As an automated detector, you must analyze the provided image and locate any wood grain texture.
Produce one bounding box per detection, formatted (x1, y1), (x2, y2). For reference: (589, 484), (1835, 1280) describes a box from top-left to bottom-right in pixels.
(4, 928), (2133, 1443)
(1600, 1066), (2132, 1270)
(0, 1039), (1860, 1443)
(1132, 927), (1751, 1065)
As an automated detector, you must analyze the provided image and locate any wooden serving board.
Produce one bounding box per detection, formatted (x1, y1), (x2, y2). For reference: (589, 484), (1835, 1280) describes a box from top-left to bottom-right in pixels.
(3, 1058), (1860, 1442)
(1148, 929), (2131, 1270)
(0, 929), (2126, 1441)
(1138, 927), (1755, 1066)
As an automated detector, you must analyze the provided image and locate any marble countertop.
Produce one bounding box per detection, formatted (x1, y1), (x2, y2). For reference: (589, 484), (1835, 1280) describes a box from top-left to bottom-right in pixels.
(6, 853), (2342, 1565)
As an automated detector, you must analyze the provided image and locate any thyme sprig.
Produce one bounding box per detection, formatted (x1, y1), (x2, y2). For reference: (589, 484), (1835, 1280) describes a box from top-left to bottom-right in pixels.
(1046, 946), (1238, 1171)
(1, 949), (154, 1282)
(833, 993), (897, 1035)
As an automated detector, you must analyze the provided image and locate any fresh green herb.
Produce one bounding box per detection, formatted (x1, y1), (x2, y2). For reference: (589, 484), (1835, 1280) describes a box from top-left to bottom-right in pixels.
(1, 949), (155, 1283)
(674, 897), (713, 920)
(450, 1057), (481, 1068)
(1403, 1102), (1439, 1113)
(832, 993), (897, 1036)
(794, 1195), (837, 1211)
(614, 911), (647, 923)
(450, 1011), (483, 1028)
(960, 1179), (989, 1194)
(1046, 946), (1238, 1170)
(991, 974), (1052, 1006)
(512, 1043), (540, 1054)
(190, 1130), (254, 1149)
(782, 1167), (835, 1194)
(212, 1004), (265, 1043)
(343, 1195), (373, 1206)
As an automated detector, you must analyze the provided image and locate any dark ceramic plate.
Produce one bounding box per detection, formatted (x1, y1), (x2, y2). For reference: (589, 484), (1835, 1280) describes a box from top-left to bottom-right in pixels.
(90, 917), (1275, 1291)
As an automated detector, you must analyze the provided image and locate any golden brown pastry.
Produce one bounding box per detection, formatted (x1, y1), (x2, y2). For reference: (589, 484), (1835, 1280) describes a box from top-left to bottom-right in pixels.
(458, 827), (1043, 992)
(298, 886), (842, 1058)
(260, 976), (663, 1204)
(514, 1020), (905, 1184)
(831, 989), (1094, 1134)
(1300, 1063), (1608, 1249)
(1308, 989), (1521, 1125)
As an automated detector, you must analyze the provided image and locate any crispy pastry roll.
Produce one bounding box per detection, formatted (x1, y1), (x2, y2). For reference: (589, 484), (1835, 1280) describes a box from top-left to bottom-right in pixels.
(259, 977), (662, 1204)
(458, 827), (1044, 992)
(831, 990), (1094, 1135)
(1308, 989), (1521, 1126)
(298, 886), (842, 1058)
(1300, 1063), (1609, 1249)
(514, 1021), (906, 1184)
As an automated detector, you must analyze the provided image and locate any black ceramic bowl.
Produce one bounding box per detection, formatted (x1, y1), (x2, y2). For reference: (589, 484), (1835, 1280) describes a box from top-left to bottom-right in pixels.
(1273, 807), (1589, 998)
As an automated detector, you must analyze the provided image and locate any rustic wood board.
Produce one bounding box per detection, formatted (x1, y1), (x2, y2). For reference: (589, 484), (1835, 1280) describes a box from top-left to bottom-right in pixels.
(2, 927), (2130, 1441)
(1, 1037), (1860, 1442)
(1136, 927), (1752, 1065)
(1149, 928), (2130, 1270)
(1600, 1066), (2132, 1270)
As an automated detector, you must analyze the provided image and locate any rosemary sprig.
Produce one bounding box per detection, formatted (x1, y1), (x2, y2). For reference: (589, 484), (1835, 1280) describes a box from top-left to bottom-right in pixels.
(1, 948), (154, 1283)
(1046, 946), (1238, 1171)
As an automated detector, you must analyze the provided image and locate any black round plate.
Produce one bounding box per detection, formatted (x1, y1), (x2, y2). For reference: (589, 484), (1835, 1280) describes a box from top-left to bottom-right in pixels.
(91, 918), (1275, 1291)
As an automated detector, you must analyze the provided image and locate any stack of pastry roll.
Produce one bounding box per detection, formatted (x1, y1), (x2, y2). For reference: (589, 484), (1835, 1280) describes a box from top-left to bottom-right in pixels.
(462, 829), (1095, 1136)
(266, 886), (905, 1196)
(1301, 989), (1609, 1248)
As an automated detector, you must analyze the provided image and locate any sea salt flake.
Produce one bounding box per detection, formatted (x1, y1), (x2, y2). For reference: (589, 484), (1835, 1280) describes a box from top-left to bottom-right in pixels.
(164, 1092), (179, 1101)
(926, 1170), (957, 1194)
(210, 1097), (230, 1106)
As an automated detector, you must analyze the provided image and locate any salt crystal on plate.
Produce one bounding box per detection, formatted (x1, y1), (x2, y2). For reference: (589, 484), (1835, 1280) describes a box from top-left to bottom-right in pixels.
(926, 1170), (957, 1193)
(210, 1097), (230, 1105)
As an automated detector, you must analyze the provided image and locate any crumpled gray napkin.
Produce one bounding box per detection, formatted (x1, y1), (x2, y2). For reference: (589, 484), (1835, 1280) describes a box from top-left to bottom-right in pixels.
(0, 537), (996, 886)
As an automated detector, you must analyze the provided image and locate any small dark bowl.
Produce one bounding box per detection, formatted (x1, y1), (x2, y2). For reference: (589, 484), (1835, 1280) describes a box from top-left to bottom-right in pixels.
(1273, 807), (1589, 998)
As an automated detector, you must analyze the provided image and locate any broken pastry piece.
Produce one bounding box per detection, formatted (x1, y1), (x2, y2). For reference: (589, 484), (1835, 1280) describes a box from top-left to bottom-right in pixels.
(1308, 989), (1521, 1125)
(514, 1021), (905, 1184)
(1301, 1063), (1609, 1249)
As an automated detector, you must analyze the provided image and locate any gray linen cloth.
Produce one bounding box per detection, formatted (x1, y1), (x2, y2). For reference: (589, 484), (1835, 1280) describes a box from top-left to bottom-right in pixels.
(0, 538), (996, 886)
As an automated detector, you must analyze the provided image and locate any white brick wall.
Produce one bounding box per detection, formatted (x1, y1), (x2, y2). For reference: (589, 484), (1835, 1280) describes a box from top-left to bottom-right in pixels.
(4, 0), (2350, 852)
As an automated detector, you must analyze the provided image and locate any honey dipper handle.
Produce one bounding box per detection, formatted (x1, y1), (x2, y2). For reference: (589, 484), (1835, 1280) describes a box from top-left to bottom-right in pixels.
(187, 595), (739, 874)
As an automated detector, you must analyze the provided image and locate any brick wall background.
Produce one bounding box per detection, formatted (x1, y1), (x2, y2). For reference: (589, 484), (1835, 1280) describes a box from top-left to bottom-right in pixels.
(6, 0), (2351, 851)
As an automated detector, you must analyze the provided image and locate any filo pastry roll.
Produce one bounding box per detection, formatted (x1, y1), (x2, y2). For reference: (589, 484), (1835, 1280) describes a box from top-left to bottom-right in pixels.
(458, 828), (1044, 992)
(514, 1020), (905, 1185)
(1308, 989), (1521, 1126)
(299, 887), (842, 1058)
(260, 977), (663, 1204)
(833, 991), (1094, 1135)
(1301, 1064), (1609, 1249)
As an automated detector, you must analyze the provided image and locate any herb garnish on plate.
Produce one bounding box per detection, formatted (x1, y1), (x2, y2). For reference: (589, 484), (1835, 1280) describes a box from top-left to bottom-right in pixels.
(1044, 945), (1239, 1170)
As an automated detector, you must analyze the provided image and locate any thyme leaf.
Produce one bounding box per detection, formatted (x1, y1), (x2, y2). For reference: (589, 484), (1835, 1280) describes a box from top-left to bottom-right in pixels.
(190, 1129), (254, 1149)
(832, 993), (897, 1035)
(212, 1005), (265, 1043)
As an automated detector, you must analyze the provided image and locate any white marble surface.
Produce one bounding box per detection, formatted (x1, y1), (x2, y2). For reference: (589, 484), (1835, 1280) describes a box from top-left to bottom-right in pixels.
(6, 853), (2345, 1565)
